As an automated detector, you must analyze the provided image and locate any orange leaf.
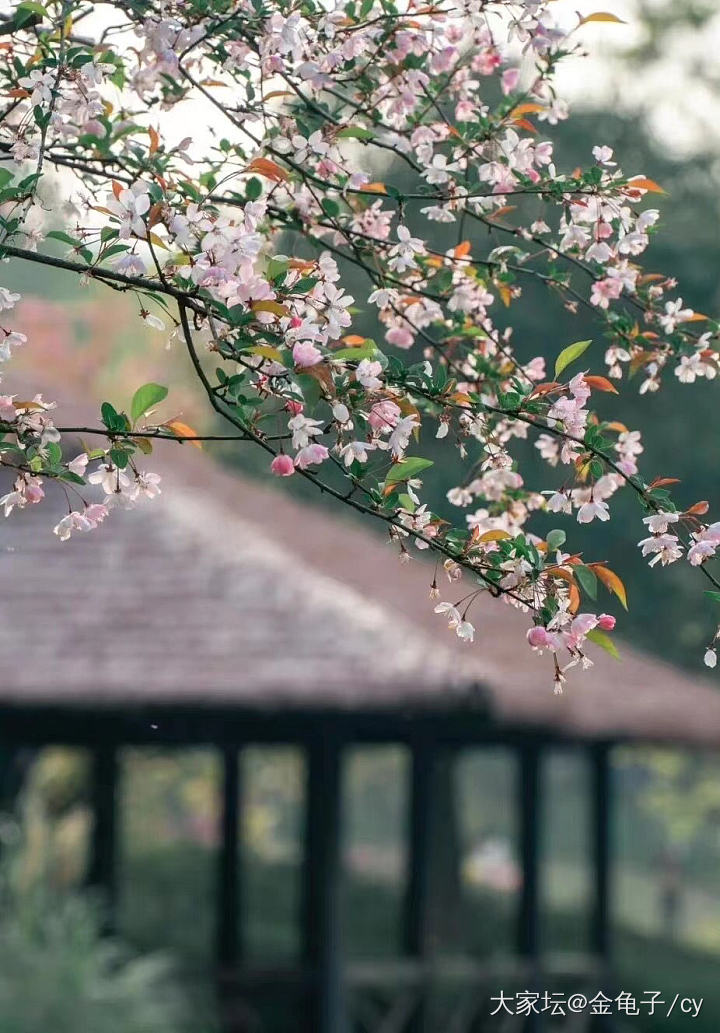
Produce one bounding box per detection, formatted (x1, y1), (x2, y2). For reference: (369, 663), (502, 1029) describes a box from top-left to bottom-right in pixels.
(511, 103), (545, 116)
(584, 374), (618, 394)
(648, 476), (680, 489)
(626, 176), (666, 195)
(13, 400), (45, 411)
(147, 202), (164, 228)
(487, 205), (516, 221)
(341, 335), (366, 346)
(163, 420), (203, 449)
(685, 501), (710, 516)
(545, 566), (576, 585)
(568, 583), (581, 614)
(579, 12), (627, 25)
(364, 182), (387, 194)
(605, 420), (629, 433)
(685, 312), (708, 322)
(589, 563), (628, 610)
(448, 391), (472, 406)
(513, 118), (537, 134)
(148, 125), (159, 155)
(301, 362), (335, 396)
(454, 240), (471, 260)
(476, 529), (512, 543)
(246, 157), (289, 183)
(112, 180), (124, 200)
(263, 89), (293, 101)
(529, 381), (562, 398)
(397, 399), (421, 423)
(498, 284), (512, 307)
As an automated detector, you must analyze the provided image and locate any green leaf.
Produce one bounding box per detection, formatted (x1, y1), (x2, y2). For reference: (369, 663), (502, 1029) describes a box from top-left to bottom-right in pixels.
(385, 457), (434, 485)
(100, 401), (126, 433)
(586, 628), (620, 660)
(332, 341), (378, 361)
(554, 339), (592, 378)
(44, 441), (63, 468)
(60, 471), (87, 486)
(266, 257), (289, 281)
(131, 383), (168, 424)
(321, 198), (340, 218)
(17, 0), (47, 18)
(294, 276), (319, 293)
(705, 591), (720, 604)
(337, 127), (375, 140)
(546, 528), (566, 551)
(246, 176), (262, 201)
(574, 563), (598, 600)
(109, 447), (131, 469)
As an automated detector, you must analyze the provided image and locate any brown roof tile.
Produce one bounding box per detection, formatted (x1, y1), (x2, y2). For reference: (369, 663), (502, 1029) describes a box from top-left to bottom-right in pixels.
(1, 386), (719, 744)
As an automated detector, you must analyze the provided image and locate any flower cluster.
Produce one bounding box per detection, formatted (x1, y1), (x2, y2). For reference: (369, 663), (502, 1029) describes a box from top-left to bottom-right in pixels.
(1, 0), (719, 687)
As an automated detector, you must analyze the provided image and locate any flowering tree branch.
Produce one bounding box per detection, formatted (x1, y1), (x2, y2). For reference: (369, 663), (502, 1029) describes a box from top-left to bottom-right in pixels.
(1, 0), (719, 690)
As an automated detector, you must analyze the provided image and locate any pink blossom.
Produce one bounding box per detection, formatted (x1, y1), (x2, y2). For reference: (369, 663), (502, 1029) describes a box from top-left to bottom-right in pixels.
(577, 499), (610, 524)
(293, 340), (323, 368)
(385, 326), (414, 349)
(271, 453), (295, 477)
(501, 68), (520, 95)
(295, 443), (329, 469)
(368, 399), (401, 433)
(527, 626), (551, 649)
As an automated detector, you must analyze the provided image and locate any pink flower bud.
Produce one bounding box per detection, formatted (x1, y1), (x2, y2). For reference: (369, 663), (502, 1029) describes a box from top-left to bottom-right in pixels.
(24, 481), (44, 504)
(597, 614), (616, 631)
(501, 67), (520, 95)
(270, 454), (295, 477)
(527, 626), (550, 649)
(285, 400), (303, 416)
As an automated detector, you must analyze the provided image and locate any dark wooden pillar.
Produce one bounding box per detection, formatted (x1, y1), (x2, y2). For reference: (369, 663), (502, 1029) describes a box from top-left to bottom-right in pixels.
(590, 743), (611, 961)
(217, 745), (241, 970)
(0, 745), (26, 811)
(517, 743), (542, 1032)
(403, 737), (434, 1032)
(404, 738), (433, 956)
(302, 733), (345, 1033)
(517, 743), (541, 959)
(590, 743), (614, 1032)
(87, 745), (118, 931)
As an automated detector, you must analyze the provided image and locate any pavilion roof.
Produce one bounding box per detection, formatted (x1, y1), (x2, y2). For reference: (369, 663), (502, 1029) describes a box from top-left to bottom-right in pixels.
(1, 424), (718, 746)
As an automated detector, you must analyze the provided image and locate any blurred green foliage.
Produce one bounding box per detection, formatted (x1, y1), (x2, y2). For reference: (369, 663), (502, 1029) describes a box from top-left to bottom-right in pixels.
(0, 815), (209, 1033)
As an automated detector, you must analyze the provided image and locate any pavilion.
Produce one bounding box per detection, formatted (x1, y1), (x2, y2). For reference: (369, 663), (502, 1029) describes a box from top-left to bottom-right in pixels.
(1, 441), (719, 1033)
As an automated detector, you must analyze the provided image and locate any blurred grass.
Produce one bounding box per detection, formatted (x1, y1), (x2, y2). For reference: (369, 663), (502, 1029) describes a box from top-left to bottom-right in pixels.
(120, 844), (720, 1032)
